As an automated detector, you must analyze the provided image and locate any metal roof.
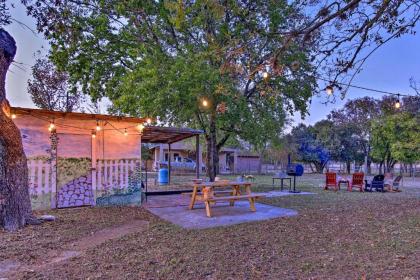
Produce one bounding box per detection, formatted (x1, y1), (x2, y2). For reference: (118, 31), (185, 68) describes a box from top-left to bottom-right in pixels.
(142, 126), (203, 144)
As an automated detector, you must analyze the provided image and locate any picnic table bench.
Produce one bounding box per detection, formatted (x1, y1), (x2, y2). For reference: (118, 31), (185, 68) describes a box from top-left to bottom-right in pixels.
(187, 181), (265, 217)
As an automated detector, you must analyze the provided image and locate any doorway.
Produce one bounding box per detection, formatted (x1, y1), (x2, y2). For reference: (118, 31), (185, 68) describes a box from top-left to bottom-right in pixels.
(56, 133), (94, 208)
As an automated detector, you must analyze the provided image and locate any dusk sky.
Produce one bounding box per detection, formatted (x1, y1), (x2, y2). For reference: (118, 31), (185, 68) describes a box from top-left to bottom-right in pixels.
(4, 1), (420, 127)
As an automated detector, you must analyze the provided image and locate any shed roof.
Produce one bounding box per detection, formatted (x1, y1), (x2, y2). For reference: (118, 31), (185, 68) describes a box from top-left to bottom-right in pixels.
(11, 107), (149, 123)
(11, 107), (203, 144)
(142, 126), (202, 144)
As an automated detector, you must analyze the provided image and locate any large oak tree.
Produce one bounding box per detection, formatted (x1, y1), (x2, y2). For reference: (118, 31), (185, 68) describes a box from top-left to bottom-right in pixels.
(24, 0), (420, 180)
(0, 26), (36, 230)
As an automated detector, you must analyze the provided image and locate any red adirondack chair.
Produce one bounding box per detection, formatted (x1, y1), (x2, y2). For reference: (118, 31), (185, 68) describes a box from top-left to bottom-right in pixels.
(324, 172), (338, 191)
(350, 172), (364, 192)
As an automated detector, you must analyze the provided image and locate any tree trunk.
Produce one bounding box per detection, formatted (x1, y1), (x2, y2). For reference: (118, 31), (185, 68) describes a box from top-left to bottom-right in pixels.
(257, 154), (263, 175)
(257, 146), (266, 175)
(366, 144), (372, 175)
(346, 161), (351, 174)
(205, 113), (218, 181)
(379, 161), (384, 174)
(313, 162), (324, 173)
(0, 29), (35, 231)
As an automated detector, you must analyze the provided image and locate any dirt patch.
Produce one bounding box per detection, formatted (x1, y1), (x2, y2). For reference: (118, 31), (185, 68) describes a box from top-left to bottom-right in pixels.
(1, 218), (148, 278)
(66, 219), (148, 251)
(0, 260), (20, 276)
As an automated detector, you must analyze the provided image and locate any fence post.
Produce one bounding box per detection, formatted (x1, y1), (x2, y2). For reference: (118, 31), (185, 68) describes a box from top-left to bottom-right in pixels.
(125, 160), (130, 189)
(44, 162), (50, 194)
(50, 158), (57, 209)
(97, 160), (102, 191)
(91, 135), (97, 205)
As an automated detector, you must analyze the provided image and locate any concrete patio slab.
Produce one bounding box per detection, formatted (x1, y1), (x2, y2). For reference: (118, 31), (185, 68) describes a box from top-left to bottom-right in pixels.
(143, 191), (315, 208)
(145, 201), (298, 229)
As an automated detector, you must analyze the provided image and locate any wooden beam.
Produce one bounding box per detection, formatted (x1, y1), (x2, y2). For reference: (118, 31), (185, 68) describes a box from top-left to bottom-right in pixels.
(168, 143), (171, 184)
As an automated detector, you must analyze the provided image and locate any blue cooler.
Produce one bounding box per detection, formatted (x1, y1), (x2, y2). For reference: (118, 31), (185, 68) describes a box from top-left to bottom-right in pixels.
(158, 168), (169, 185)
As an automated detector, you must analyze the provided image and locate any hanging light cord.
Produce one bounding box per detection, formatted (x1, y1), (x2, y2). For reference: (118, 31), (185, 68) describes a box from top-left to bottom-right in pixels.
(18, 111), (145, 133)
(317, 76), (416, 97)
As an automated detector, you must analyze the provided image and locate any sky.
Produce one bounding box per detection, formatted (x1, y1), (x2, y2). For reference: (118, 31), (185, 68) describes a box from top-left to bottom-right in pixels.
(4, 1), (420, 127)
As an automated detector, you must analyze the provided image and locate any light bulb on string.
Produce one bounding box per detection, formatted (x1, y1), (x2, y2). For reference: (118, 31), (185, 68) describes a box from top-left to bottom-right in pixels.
(325, 85), (334, 95)
(202, 99), (209, 107)
(48, 120), (56, 132)
(395, 94), (401, 109)
(91, 130), (96, 138)
(11, 114), (16, 119)
(124, 128), (128, 136)
(262, 71), (269, 79)
(146, 118), (152, 125)
(96, 121), (101, 131)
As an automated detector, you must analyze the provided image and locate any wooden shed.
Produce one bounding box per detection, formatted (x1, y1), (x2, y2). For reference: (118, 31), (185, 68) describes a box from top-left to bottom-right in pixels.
(11, 107), (202, 209)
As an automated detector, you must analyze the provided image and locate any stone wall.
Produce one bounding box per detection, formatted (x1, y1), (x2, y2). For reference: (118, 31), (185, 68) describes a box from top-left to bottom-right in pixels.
(57, 174), (94, 208)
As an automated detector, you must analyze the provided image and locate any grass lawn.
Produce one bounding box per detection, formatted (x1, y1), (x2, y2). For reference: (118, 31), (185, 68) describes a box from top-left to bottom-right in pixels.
(1, 174), (419, 279)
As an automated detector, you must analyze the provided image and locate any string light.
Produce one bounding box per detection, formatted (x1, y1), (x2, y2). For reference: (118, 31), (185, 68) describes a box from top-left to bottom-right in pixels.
(395, 94), (401, 109)
(91, 130), (96, 138)
(48, 120), (56, 132)
(146, 118), (152, 125)
(11, 114), (16, 119)
(317, 76), (414, 97)
(202, 99), (209, 107)
(137, 124), (145, 132)
(262, 72), (269, 79)
(325, 85), (334, 95)
(124, 128), (128, 136)
(96, 121), (101, 131)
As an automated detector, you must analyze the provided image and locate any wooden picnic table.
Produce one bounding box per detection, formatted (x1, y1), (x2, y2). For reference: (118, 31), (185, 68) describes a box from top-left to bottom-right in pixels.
(187, 181), (263, 217)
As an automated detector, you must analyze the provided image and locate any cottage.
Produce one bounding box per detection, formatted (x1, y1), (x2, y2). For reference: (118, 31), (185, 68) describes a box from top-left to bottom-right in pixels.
(150, 141), (261, 174)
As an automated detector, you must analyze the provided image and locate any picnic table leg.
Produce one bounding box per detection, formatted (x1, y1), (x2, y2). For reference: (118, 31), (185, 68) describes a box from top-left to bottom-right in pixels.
(249, 197), (256, 212)
(245, 184), (256, 211)
(230, 185), (239, 206)
(205, 201), (212, 217)
(189, 186), (198, 210)
(245, 184), (252, 195)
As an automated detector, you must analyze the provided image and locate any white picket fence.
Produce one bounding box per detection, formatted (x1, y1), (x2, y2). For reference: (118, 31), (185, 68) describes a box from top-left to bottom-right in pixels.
(96, 159), (140, 190)
(28, 160), (54, 195)
(27, 159), (140, 196)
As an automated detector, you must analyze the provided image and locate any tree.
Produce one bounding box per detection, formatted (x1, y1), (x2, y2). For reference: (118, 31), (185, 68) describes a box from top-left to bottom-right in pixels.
(28, 57), (84, 112)
(329, 97), (380, 174)
(328, 123), (364, 173)
(24, 0), (420, 180)
(0, 0), (11, 27)
(388, 113), (420, 164)
(371, 111), (420, 174)
(290, 123), (330, 173)
(0, 28), (37, 231)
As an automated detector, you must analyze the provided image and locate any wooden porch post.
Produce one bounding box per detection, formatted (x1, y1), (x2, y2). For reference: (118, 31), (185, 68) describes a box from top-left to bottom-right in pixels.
(168, 143), (171, 184)
(196, 135), (200, 179)
(91, 131), (97, 206)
